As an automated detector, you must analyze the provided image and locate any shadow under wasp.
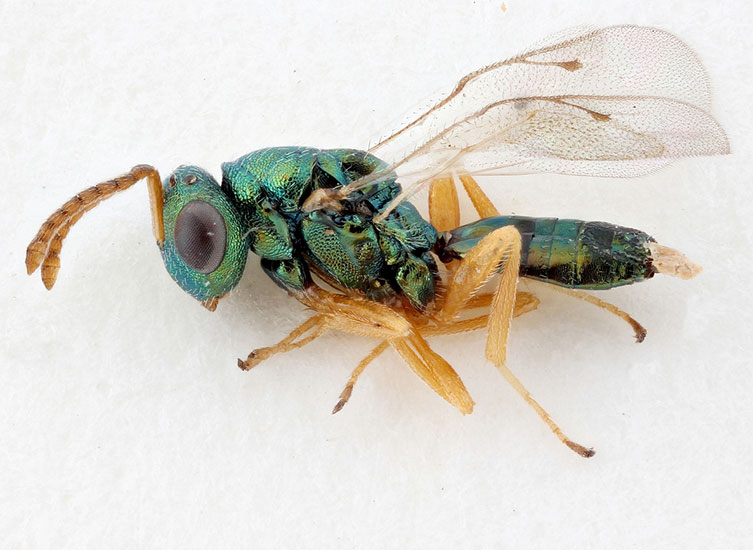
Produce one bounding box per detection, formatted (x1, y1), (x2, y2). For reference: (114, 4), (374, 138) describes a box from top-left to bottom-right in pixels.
(26, 25), (729, 457)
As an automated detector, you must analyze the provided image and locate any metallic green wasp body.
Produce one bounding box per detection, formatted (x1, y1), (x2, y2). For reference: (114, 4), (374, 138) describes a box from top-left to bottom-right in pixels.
(26, 25), (729, 456)
(219, 147), (438, 309)
(441, 216), (657, 291)
(160, 145), (664, 311)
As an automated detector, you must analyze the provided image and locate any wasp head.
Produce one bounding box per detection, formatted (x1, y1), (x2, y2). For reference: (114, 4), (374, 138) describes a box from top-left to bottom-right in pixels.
(160, 165), (249, 309)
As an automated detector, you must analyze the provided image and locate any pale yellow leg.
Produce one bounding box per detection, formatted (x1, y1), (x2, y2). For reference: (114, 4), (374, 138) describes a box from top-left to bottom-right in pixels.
(458, 174), (500, 218)
(238, 315), (328, 370)
(392, 330), (475, 414)
(332, 291), (540, 414)
(438, 226), (593, 457)
(543, 284), (647, 342)
(494, 361), (595, 458)
(428, 176), (461, 232)
(454, 174), (644, 346)
(294, 286), (475, 414)
(330, 329), (475, 416)
(485, 229), (522, 366)
(462, 290), (538, 316)
(239, 289), (475, 414)
(438, 226), (521, 326)
(435, 223), (523, 393)
(428, 174), (500, 230)
(487, 248), (594, 457)
(332, 341), (390, 414)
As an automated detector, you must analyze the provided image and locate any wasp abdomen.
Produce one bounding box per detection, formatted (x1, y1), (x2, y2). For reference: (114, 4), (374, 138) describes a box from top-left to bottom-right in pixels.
(440, 216), (657, 290)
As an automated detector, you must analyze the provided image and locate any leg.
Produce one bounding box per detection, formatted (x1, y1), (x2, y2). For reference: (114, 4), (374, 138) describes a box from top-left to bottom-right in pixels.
(436, 222), (522, 379)
(391, 331), (475, 414)
(541, 283), (647, 342)
(428, 173), (500, 230)
(462, 290), (538, 315)
(487, 268), (594, 457)
(332, 341), (390, 414)
(438, 228), (593, 457)
(238, 315), (328, 370)
(485, 228), (522, 366)
(458, 174), (500, 218)
(332, 290), (540, 414)
(296, 286), (475, 414)
(428, 176), (460, 232)
(495, 361), (595, 458)
(428, 291), (540, 337)
(437, 227), (520, 330)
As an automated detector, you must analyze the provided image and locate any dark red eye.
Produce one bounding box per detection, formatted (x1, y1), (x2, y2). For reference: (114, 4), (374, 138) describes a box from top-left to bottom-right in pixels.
(174, 200), (227, 273)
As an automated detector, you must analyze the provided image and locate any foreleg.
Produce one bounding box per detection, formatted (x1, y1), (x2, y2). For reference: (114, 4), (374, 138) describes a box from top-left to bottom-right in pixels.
(238, 315), (328, 370)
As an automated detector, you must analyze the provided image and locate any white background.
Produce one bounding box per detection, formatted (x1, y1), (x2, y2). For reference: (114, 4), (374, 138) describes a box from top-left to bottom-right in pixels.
(2, 1), (752, 548)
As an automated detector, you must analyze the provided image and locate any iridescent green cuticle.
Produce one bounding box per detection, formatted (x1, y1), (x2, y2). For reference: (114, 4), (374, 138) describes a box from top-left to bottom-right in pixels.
(162, 148), (658, 309)
(220, 147), (439, 309)
(441, 216), (656, 290)
(160, 166), (249, 301)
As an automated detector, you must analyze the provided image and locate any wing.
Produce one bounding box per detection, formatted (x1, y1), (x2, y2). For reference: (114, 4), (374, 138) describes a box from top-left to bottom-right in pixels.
(336, 25), (729, 216)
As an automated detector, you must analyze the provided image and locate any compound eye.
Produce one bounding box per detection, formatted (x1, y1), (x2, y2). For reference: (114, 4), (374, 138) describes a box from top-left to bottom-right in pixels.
(174, 200), (227, 273)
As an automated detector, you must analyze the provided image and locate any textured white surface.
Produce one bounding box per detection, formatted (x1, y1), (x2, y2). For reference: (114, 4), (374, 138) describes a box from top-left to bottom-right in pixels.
(2, 1), (752, 548)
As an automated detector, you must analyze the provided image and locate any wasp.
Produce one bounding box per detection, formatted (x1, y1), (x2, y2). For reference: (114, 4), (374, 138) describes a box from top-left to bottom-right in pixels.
(26, 26), (728, 457)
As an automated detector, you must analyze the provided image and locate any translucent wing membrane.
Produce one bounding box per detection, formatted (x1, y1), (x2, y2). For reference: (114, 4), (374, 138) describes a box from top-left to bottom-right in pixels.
(344, 25), (729, 217)
(385, 95), (727, 181)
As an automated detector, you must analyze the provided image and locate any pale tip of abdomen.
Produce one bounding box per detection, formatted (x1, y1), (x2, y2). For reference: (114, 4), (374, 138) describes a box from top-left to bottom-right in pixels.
(647, 242), (702, 280)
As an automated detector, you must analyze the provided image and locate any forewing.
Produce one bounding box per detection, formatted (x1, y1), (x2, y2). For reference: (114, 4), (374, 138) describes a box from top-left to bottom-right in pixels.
(345, 25), (728, 211)
(391, 95), (729, 186)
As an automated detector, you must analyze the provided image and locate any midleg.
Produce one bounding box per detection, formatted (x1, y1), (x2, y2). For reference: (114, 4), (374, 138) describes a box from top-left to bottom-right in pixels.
(292, 286), (474, 413)
(332, 290), (540, 414)
(332, 341), (390, 414)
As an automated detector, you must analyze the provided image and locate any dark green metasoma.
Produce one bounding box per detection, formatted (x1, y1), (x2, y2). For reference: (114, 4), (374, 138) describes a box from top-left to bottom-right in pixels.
(439, 216), (658, 290)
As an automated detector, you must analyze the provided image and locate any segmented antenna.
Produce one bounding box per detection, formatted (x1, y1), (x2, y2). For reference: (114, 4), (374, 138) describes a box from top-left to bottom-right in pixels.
(26, 165), (164, 289)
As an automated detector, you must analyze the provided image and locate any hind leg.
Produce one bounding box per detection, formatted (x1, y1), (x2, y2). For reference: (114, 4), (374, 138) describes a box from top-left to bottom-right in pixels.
(541, 283), (647, 342)
(437, 225), (522, 364)
(442, 175), (645, 343)
(438, 226), (594, 457)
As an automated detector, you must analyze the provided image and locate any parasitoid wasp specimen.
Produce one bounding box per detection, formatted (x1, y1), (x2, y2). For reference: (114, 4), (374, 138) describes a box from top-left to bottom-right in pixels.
(27, 26), (728, 457)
